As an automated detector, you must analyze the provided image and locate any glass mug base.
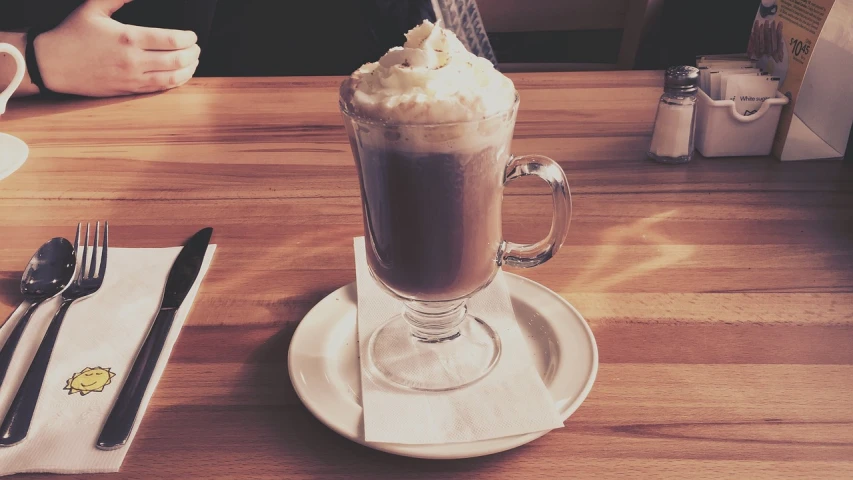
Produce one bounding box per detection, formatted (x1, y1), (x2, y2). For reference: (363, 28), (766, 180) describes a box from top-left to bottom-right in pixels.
(366, 300), (502, 391)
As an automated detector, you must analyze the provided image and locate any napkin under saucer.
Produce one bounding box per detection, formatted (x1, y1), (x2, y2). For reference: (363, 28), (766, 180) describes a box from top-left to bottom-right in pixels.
(354, 237), (563, 444)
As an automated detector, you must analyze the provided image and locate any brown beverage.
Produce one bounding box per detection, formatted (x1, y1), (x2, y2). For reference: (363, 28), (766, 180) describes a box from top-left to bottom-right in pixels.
(339, 19), (522, 303)
(350, 140), (510, 301)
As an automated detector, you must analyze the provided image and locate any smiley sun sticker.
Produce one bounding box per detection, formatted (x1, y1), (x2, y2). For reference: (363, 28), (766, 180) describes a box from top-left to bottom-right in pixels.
(64, 367), (116, 396)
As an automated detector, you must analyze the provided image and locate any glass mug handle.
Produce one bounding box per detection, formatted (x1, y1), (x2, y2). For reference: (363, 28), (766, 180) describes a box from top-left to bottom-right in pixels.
(0, 43), (26, 115)
(500, 154), (572, 268)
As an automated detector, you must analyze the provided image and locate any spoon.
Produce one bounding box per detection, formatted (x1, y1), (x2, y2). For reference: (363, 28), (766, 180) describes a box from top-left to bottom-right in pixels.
(0, 238), (76, 388)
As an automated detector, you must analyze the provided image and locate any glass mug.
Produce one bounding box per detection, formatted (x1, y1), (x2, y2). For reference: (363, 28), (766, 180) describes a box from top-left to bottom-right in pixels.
(341, 91), (571, 391)
(0, 43), (29, 182)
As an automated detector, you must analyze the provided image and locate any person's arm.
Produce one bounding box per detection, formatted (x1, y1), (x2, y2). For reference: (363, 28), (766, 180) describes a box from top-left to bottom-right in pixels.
(1, 0), (201, 99)
(0, 31), (39, 97)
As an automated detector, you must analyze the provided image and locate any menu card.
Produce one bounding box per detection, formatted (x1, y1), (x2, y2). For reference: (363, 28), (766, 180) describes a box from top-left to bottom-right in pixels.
(748, 0), (853, 160)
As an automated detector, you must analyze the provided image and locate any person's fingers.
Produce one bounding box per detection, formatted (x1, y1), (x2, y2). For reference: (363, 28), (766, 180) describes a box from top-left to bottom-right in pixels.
(748, 20), (758, 57)
(135, 60), (199, 93)
(773, 25), (781, 62)
(765, 20), (773, 56)
(764, 21), (771, 55)
(774, 21), (784, 62)
(761, 22), (770, 55)
(87, 0), (134, 17)
(756, 22), (762, 55)
(750, 20), (759, 56)
(139, 44), (201, 72)
(758, 21), (765, 55)
(125, 25), (198, 50)
(770, 20), (777, 56)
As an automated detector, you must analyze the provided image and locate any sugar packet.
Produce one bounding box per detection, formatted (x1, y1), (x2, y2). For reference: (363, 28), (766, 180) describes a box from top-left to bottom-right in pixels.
(709, 67), (761, 100)
(718, 69), (762, 100)
(697, 60), (757, 96)
(724, 75), (780, 116)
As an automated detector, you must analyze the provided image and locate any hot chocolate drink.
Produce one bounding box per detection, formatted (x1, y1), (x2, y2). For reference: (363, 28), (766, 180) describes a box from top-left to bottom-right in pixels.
(340, 20), (571, 391)
(351, 139), (510, 301)
(340, 20), (518, 301)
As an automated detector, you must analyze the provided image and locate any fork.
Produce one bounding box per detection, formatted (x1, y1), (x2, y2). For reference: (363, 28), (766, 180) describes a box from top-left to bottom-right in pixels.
(0, 222), (108, 446)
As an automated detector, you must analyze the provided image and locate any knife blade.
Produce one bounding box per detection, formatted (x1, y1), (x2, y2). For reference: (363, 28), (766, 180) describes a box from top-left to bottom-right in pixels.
(96, 227), (213, 450)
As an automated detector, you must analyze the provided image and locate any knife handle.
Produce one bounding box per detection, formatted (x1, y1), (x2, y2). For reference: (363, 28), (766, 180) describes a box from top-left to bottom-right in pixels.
(0, 299), (73, 446)
(0, 301), (39, 389)
(97, 308), (176, 450)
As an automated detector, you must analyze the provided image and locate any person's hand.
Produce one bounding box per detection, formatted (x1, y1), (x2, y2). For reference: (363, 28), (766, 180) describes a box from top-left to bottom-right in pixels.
(748, 19), (785, 62)
(772, 20), (784, 62)
(33, 0), (200, 97)
(747, 20), (759, 59)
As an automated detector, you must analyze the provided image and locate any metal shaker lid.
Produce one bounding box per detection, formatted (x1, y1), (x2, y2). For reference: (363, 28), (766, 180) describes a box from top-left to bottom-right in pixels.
(664, 66), (699, 93)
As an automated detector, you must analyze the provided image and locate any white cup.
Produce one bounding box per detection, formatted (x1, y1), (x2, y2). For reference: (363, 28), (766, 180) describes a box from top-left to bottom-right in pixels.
(0, 43), (26, 115)
(0, 42), (29, 181)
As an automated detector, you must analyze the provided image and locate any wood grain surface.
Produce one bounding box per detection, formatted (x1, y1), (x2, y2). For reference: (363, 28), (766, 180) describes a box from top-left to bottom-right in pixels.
(1, 72), (852, 479)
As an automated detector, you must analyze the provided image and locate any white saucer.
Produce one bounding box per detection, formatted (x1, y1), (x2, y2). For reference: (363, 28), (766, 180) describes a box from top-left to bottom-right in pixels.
(288, 272), (598, 459)
(0, 132), (28, 181)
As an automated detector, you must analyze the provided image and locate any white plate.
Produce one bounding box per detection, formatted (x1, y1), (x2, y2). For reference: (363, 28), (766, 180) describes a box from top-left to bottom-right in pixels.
(288, 272), (598, 459)
(0, 132), (28, 182)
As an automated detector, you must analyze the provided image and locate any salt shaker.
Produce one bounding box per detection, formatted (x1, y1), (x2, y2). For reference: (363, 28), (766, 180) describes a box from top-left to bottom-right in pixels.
(648, 66), (699, 164)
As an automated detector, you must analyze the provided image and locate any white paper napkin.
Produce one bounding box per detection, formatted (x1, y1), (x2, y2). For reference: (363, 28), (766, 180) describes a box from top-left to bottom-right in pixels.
(354, 237), (562, 444)
(0, 245), (216, 476)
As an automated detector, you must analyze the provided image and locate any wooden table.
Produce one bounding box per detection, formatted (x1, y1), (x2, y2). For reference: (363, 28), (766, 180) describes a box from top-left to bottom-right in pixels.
(1, 72), (852, 479)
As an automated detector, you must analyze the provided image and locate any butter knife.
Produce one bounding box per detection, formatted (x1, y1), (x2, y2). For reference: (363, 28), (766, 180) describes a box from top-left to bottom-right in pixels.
(96, 227), (213, 450)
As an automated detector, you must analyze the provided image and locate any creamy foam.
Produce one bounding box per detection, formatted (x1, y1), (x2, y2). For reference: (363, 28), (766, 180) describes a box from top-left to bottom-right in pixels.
(340, 20), (516, 124)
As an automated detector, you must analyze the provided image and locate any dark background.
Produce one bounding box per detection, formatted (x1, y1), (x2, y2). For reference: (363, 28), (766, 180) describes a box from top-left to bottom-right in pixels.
(0, 0), (433, 76)
(1, 0), (759, 74)
(2, 0), (848, 159)
(490, 1), (760, 69)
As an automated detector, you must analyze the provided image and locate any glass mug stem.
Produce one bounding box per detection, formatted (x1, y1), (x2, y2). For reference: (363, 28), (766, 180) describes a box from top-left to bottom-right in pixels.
(403, 299), (467, 342)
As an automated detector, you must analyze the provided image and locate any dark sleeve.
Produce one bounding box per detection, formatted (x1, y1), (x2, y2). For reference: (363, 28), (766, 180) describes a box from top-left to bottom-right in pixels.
(199, 1), (389, 76)
(660, 0), (760, 67)
(0, 0), (216, 49)
(361, 0), (436, 53)
(112, 0), (217, 51)
(0, 0), (84, 30)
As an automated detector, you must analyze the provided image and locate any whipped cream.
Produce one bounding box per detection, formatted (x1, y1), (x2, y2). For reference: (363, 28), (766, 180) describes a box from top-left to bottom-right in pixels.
(341, 20), (516, 124)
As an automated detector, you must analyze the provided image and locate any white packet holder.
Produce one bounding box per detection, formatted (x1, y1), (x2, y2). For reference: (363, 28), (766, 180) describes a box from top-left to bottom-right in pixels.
(695, 89), (789, 157)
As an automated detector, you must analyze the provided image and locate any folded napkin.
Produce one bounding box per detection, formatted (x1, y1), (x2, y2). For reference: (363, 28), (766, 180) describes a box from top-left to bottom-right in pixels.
(354, 237), (562, 444)
(0, 245), (216, 476)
